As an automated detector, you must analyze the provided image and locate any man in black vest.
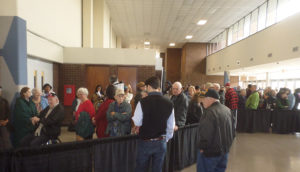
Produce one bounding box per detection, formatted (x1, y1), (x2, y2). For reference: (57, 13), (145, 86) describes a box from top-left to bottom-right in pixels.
(132, 76), (175, 172)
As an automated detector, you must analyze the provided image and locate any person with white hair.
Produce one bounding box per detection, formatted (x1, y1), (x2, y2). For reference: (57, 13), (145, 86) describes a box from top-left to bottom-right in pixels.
(213, 83), (225, 105)
(171, 81), (189, 129)
(75, 87), (95, 140)
(31, 88), (48, 114)
(20, 93), (64, 147)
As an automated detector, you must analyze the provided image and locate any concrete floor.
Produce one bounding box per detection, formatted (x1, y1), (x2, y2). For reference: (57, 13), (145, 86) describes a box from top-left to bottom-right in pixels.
(59, 127), (300, 172)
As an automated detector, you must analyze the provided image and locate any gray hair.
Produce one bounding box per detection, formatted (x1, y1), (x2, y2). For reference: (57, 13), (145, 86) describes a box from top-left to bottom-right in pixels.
(213, 83), (220, 89)
(173, 81), (182, 89)
(32, 88), (41, 96)
(77, 87), (89, 96)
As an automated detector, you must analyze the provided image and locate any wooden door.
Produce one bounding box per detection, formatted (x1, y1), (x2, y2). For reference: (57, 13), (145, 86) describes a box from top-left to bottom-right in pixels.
(86, 66), (110, 99)
(117, 67), (137, 94)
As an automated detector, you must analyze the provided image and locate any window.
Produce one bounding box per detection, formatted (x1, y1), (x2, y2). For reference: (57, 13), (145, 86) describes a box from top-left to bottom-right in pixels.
(271, 81), (278, 90)
(228, 26), (233, 45)
(287, 80), (295, 92)
(258, 2), (267, 31)
(279, 80), (286, 88)
(244, 14), (251, 38)
(232, 23), (239, 43)
(250, 9), (259, 34)
(267, 0), (278, 27)
(238, 19), (245, 40)
(296, 80), (300, 89)
(221, 31), (227, 49)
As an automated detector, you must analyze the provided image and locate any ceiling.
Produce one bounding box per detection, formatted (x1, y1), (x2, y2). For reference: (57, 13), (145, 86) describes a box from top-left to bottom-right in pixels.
(106, 0), (266, 52)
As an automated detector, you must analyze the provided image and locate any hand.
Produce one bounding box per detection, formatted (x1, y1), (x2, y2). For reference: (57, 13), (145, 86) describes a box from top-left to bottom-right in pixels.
(200, 149), (204, 153)
(31, 117), (40, 125)
(92, 117), (96, 125)
(174, 125), (178, 131)
(0, 120), (8, 126)
(122, 112), (127, 115)
(111, 112), (115, 116)
(133, 126), (140, 134)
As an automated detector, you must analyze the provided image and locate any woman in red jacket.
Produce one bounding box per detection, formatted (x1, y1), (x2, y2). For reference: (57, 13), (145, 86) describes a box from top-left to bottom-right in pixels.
(95, 85), (115, 138)
(75, 87), (95, 140)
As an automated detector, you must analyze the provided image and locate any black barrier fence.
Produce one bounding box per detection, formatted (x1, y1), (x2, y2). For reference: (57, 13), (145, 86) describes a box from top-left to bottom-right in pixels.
(0, 123), (199, 172)
(2, 110), (300, 172)
(237, 109), (300, 134)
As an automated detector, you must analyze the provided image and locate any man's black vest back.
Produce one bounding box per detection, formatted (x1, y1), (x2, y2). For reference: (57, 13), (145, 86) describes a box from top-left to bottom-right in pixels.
(139, 93), (173, 139)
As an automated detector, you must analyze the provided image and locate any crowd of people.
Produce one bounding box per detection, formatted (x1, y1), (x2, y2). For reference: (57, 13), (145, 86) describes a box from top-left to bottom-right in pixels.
(1, 76), (300, 172)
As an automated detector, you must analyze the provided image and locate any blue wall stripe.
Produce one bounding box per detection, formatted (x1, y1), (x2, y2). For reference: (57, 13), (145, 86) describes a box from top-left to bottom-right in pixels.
(2, 16), (27, 85)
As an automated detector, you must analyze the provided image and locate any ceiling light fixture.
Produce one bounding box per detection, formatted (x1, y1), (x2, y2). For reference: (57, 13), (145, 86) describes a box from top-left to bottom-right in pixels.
(197, 20), (207, 25)
(185, 35), (193, 39)
(169, 43), (175, 46)
(144, 41), (150, 45)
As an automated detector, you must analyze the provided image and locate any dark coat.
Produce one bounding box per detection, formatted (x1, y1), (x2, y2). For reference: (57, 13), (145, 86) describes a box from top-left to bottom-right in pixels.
(0, 97), (10, 120)
(238, 95), (246, 109)
(186, 102), (203, 125)
(171, 92), (189, 127)
(12, 98), (37, 147)
(106, 101), (132, 136)
(39, 104), (64, 139)
(198, 101), (233, 157)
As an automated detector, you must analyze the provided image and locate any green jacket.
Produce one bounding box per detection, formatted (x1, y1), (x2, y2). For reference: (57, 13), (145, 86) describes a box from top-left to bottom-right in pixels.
(246, 92), (259, 110)
(75, 111), (95, 138)
(276, 98), (289, 109)
(106, 101), (132, 137)
(12, 97), (37, 147)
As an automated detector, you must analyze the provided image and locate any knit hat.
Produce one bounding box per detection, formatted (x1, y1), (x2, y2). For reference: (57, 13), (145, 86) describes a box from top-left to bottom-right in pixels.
(225, 83), (230, 87)
(205, 89), (220, 100)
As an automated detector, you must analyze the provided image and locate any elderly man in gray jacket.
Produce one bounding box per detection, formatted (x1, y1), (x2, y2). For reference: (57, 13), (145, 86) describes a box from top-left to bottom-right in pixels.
(171, 82), (189, 129)
(197, 89), (234, 172)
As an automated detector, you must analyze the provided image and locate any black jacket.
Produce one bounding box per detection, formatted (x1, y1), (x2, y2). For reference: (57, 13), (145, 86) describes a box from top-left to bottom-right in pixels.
(186, 102), (203, 125)
(171, 92), (189, 127)
(198, 101), (233, 157)
(238, 95), (246, 109)
(39, 104), (64, 139)
(219, 91), (225, 105)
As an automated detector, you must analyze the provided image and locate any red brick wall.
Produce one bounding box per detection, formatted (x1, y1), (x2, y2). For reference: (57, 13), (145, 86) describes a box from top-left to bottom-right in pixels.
(54, 64), (155, 125)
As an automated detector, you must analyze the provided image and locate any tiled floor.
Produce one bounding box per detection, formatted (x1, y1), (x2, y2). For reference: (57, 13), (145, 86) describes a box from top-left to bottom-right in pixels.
(60, 127), (300, 172)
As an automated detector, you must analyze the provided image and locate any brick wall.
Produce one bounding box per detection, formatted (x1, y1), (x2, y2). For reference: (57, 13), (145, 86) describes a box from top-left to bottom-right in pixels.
(137, 66), (156, 82)
(53, 64), (155, 125)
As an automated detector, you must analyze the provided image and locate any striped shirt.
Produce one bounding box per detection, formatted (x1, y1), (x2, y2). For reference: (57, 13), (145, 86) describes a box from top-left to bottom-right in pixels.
(225, 88), (239, 110)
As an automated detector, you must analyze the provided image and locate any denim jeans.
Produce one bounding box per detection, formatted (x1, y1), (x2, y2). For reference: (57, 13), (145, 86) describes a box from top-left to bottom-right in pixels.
(197, 150), (228, 172)
(135, 139), (167, 172)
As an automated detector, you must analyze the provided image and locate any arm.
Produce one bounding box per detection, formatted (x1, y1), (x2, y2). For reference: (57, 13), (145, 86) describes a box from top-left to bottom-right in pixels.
(106, 103), (116, 122)
(14, 100), (33, 125)
(114, 103), (132, 122)
(166, 109), (175, 142)
(198, 111), (215, 150)
(132, 102), (143, 127)
(40, 106), (65, 126)
(250, 93), (259, 109)
(176, 96), (189, 125)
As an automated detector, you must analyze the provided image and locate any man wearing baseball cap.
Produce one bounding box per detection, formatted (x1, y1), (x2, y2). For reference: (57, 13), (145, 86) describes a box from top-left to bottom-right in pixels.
(20, 93), (64, 147)
(197, 89), (233, 172)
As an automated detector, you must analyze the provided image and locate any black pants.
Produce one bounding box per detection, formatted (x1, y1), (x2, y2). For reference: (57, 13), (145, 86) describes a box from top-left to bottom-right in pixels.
(20, 134), (50, 147)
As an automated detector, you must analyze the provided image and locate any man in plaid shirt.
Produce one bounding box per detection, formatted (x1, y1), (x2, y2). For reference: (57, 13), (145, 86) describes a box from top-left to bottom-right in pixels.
(225, 83), (239, 138)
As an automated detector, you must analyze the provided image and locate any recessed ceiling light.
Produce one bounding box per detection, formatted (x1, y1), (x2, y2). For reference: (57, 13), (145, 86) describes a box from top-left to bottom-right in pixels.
(169, 43), (175, 46)
(197, 20), (207, 25)
(144, 41), (150, 45)
(185, 35), (193, 39)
